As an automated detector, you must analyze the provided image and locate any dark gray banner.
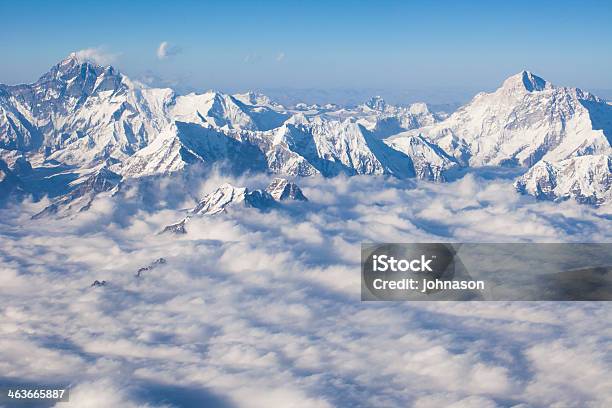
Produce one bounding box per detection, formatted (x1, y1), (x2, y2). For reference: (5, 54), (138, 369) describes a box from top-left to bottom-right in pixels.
(361, 243), (612, 301)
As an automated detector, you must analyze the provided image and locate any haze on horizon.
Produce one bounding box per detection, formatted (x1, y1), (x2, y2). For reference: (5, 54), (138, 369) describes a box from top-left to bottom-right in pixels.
(1, 0), (611, 104)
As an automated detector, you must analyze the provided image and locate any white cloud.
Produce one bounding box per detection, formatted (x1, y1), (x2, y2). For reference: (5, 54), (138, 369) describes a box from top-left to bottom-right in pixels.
(276, 52), (285, 62)
(156, 41), (182, 60)
(1, 172), (611, 407)
(74, 47), (119, 65)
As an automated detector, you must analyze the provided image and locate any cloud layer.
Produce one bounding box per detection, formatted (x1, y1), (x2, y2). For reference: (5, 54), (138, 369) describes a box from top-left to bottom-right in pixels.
(0, 172), (611, 407)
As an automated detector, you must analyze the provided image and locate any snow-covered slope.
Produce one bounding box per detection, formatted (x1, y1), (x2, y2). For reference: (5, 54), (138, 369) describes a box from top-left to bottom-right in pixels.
(265, 177), (307, 201)
(0, 54), (455, 183)
(161, 183), (276, 233)
(232, 91), (285, 110)
(33, 166), (122, 218)
(384, 134), (458, 182)
(390, 71), (612, 167)
(120, 122), (269, 178)
(0, 53), (173, 165)
(2, 55), (612, 206)
(191, 183), (276, 216)
(171, 91), (289, 131)
(0, 55), (286, 168)
(122, 111), (448, 180)
(270, 115), (414, 177)
(359, 97), (443, 137)
(515, 155), (612, 205)
(162, 178), (307, 233)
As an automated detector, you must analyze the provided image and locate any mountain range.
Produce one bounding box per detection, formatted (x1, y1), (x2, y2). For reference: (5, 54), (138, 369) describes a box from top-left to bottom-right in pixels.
(1, 53), (611, 212)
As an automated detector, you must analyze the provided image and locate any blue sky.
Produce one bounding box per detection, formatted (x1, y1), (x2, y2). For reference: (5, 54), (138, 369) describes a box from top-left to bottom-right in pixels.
(1, 0), (611, 102)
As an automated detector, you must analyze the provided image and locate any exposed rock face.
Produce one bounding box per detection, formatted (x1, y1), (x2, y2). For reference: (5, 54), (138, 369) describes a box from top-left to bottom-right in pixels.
(161, 220), (187, 235)
(136, 258), (167, 277)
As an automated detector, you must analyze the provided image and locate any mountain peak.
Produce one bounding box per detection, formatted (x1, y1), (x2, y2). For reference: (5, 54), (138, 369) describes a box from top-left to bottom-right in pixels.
(265, 178), (308, 201)
(501, 70), (550, 93)
(364, 96), (387, 111)
(232, 91), (279, 107)
(32, 52), (126, 96)
(58, 52), (109, 70)
(63, 52), (81, 64)
(50, 52), (123, 81)
(51, 53), (86, 75)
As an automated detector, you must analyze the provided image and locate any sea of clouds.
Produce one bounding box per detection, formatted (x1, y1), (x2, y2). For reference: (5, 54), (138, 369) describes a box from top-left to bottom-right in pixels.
(1, 170), (611, 407)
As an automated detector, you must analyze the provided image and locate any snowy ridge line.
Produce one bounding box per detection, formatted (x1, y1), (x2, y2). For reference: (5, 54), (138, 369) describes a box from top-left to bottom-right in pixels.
(0, 54), (611, 206)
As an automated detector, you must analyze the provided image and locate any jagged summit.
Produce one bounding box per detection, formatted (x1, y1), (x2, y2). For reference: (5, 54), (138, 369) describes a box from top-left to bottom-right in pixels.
(2, 56), (612, 207)
(1, 54), (449, 182)
(41, 52), (119, 83)
(265, 178), (308, 201)
(59, 51), (119, 72)
(364, 96), (387, 111)
(59, 53), (82, 68)
(501, 70), (551, 93)
(390, 69), (612, 170)
(191, 183), (253, 216)
(160, 183), (275, 234)
(161, 179), (308, 233)
(191, 179), (307, 216)
(53, 52), (90, 73)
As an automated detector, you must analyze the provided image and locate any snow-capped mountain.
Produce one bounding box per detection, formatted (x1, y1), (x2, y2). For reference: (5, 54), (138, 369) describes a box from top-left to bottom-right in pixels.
(389, 71), (612, 167)
(33, 167), (122, 218)
(1, 54), (611, 207)
(359, 96), (443, 137)
(119, 122), (269, 178)
(232, 91), (285, 110)
(162, 183), (275, 234)
(191, 183), (277, 216)
(268, 114), (417, 178)
(265, 177), (307, 201)
(0, 53), (172, 165)
(385, 134), (458, 182)
(162, 178), (307, 234)
(515, 155), (612, 205)
(0, 54), (454, 184)
(170, 91), (290, 131)
(120, 96), (449, 180)
(0, 54), (287, 168)
(189, 178), (307, 215)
